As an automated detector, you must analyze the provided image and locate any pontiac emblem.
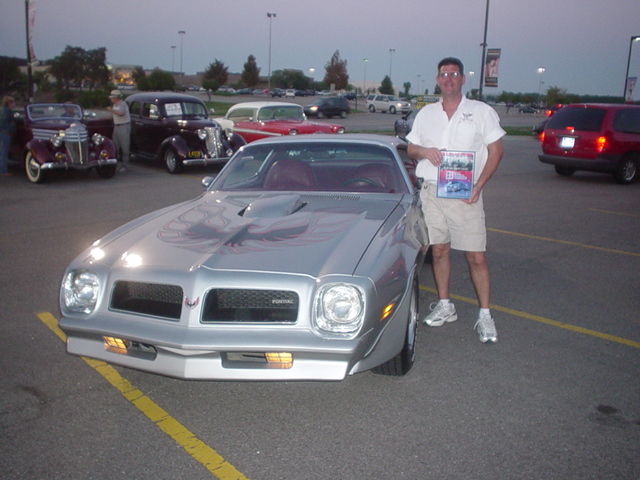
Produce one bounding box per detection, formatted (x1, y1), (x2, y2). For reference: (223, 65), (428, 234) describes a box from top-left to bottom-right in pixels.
(184, 297), (200, 309)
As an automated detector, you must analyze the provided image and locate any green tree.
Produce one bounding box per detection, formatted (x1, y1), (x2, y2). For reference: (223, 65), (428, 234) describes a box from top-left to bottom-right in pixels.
(241, 55), (260, 88)
(131, 66), (146, 83)
(0, 56), (21, 94)
(379, 75), (394, 94)
(138, 68), (175, 91)
(49, 45), (86, 90)
(271, 69), (309, 89)
(84, 47), (110, 90)
(323, 50), (349, 90)
(204, 59), (229, 88)
(402, 81), (412, 98)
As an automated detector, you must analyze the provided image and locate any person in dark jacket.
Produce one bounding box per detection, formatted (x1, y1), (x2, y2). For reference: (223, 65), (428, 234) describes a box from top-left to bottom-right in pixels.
(0, 96), (16, 175)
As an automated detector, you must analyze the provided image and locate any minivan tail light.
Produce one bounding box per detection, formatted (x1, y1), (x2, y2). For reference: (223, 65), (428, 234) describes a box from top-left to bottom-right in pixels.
(596, 136), (607, 152)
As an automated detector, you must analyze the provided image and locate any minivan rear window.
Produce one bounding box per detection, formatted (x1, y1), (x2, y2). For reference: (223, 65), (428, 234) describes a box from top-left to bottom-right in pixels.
(546, 107), (606, 132)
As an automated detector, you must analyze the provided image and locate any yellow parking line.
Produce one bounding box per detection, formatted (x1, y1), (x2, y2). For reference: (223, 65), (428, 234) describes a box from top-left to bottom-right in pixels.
(487, 227), (640, 257)
(588, 208), (639, 218)
(419, 286), (640, 349)
(36, 312), (250, 480)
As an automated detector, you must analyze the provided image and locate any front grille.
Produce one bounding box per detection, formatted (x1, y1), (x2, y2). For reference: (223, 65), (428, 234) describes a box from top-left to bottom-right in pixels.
(111, 281), (183, 320)
(64, 124), (89, 165)
(205, 126), (223, 157)
(202, 289), (298, 323)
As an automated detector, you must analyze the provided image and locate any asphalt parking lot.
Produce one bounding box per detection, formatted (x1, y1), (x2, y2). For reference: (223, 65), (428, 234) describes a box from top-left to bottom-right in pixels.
(1, 129), (638, 479)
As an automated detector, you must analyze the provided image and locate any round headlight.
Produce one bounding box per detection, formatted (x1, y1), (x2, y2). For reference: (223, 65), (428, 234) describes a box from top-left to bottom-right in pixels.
(288, 129), (298, 136)
(197, 129), (208, 140)
(92, 133), (104, 145)
(315, 283), (364, 334)
(62, 270), (100, 314)
(52, 132), (64, 148)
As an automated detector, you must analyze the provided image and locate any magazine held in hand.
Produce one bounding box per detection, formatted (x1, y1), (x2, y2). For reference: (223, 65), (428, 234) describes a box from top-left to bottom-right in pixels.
(436, 150), (475, 199)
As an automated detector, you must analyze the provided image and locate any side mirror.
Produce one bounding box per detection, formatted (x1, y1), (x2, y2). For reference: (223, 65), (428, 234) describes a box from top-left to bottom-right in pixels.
(209, 108), (215, 115)
(201, 176), (216, 189)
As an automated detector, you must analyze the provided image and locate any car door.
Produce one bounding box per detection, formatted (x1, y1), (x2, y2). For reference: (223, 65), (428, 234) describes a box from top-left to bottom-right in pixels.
(227, 107), (264, 143)
(131, 101), (162, 155)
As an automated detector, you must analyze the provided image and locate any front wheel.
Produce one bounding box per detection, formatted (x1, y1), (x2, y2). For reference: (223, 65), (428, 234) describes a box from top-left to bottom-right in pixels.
(368, 104), (375, 113)
(164, 147), (183, 174)
(372, 279), (418, 376)
(340, 111), (347, 119)
(317, 111), (325, 119)
(389, 106), (397, 114)
(96, 165), (117, 179)
(25, 151), (46, 183)
(614, 154), (637, 184)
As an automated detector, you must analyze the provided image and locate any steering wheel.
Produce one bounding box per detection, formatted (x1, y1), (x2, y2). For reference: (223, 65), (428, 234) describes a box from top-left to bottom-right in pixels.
(343, 177), (381, 188)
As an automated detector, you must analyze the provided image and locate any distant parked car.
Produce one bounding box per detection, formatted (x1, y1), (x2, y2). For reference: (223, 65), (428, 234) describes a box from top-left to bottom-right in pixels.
(216, 101), (345, 144)
(235, 88), (253, 95)
(518, 104), (536, 114)
(366, 94), (410, 114)
(539, 103), (640, 184)
(285, 89), (296, 98)
(271, 88), (285, 97)
(125, 92), (245, 173)
(9, 103), (117, 183)
(303, 96), (350, 119)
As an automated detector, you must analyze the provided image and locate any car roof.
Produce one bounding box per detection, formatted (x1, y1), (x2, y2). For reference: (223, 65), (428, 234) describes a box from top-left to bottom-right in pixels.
(564, 103), (640, 110)
(246, 133), (404, 148)
(229, 101), (301, 110)
(125, 92), (205, 104)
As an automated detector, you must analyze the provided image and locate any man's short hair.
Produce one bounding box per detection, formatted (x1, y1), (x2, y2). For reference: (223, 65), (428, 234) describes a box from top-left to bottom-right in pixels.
(438, 57), (464, 75)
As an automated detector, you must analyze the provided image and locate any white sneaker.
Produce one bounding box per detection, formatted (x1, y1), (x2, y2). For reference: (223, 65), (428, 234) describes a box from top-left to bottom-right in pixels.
(423, 301), (458, 327)
(474, 313), (497, 343)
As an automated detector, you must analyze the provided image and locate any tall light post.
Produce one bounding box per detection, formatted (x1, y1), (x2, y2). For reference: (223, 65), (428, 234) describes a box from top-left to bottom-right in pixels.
(267, 12), (276, 90)
(623, 36), (640, 102)
(178, 30), (185, 76)
(389, 48), (395, 79)
(478, 0), (490, 101)
(363, 58), (369, 96)
(537, 67), (545, 104)
(416, 74), (421, 95)
(171, 45), (176, 74)
(309, 68), (315, 88)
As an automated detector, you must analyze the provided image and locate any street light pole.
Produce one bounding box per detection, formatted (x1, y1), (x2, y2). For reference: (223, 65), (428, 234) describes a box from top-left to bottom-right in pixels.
(171, 45), (176, 74)
(623, 36), (640, 102)
(389, 49), (395, 79)
(178, 30), (185, 76)
(267, 12), (276, 90)
(537, 67), (545, 105)
(478, 0), (490, 101)
(363, 58), (369, 96)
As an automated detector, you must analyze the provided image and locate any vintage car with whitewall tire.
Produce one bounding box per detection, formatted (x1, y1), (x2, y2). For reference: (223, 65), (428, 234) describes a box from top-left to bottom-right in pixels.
(59, 134), (429, 381)
(215, 101), (345, 144)
(9, 103), (117, 184)
(125, 92), (245, 173)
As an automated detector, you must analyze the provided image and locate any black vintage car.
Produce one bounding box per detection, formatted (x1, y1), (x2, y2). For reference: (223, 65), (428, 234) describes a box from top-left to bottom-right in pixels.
(10, 103), (117, 183)
(125, 92), (245, 173)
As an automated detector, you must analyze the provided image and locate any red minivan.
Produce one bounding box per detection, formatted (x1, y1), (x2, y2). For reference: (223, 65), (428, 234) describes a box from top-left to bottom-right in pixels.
(539, 103), (640, 184)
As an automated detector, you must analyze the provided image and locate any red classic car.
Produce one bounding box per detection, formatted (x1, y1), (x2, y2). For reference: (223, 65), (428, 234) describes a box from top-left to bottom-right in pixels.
(10, 103), (117, 183)
(215, 101), (345, 144)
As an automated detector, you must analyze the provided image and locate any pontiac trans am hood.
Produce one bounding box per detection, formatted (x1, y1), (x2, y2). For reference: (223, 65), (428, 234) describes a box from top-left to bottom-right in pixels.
(88, 192), (404, 278)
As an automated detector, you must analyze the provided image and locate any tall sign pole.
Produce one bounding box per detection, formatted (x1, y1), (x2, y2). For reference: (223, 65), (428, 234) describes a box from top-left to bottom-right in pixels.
(25, 0), (34, 102)
(478, 0), (490, 101)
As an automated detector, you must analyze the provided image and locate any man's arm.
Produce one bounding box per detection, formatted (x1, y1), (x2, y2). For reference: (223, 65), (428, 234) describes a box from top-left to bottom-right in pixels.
(464, 138), (503, 204)
(407, 142), (443, 167)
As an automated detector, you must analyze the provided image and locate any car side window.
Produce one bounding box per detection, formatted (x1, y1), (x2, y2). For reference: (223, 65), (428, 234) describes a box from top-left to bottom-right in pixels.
(142, 103), (160, 120)
(228, 108), (253, 122)
(613, 109), (640, 134)
(128, 101), (141, 117)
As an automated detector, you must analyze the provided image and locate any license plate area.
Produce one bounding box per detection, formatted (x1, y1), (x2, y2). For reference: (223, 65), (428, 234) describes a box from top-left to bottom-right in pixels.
(560, 136), (575, 149)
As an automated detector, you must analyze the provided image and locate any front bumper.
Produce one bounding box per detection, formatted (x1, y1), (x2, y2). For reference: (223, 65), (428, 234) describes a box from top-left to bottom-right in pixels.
(41, 157), (118, 171)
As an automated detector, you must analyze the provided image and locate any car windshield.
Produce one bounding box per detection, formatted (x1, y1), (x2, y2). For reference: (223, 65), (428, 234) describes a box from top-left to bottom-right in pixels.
(547, 107), (606, 132)
(257, 106), (304, 121)
(164, 101), (208, 118)
(212, 142), (409, 194)
(27, 104), (83, 121)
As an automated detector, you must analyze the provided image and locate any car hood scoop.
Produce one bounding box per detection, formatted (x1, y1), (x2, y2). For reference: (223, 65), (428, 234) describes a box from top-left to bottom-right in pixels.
(239, 194), (306, 218)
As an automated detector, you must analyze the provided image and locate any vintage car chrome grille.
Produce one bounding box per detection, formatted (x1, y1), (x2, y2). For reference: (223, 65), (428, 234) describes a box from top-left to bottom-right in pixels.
(64, 124), (89, 165)
(204, 126), (222, 157)
(111, 281), (183, 320)
(202, 289), (299, 323)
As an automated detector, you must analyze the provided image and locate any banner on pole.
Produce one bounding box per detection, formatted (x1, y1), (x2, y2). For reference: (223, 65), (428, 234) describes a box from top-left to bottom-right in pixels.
(484, 48), (501, 88)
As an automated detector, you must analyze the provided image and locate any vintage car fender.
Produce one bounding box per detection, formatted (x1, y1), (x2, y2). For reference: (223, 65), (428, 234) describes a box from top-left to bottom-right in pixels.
(227, 131), (247, 151)
(25, 139), (51, 165)
(157, 135), (190, 160)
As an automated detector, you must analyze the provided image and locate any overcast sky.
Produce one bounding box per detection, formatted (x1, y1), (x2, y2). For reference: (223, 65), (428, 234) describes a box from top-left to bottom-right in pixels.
(2, 0), (640, 97)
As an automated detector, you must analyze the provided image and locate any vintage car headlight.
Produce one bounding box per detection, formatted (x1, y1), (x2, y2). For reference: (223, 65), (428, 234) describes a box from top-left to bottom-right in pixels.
(197, 129), (208, 140)
(92, 133), (105, 145)
(62, 270), (100, 314)
(315, 283), (364, 334)
(288, 129), (298, 135)
(337, 127), (345, 134)
(52, 131), (65, 148)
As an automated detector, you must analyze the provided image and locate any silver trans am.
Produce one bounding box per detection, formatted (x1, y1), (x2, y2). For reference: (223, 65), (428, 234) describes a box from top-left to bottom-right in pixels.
(59, 135), (429, 380)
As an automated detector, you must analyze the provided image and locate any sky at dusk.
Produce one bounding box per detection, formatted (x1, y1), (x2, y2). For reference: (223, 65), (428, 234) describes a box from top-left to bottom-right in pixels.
(2, 0), (640, 98)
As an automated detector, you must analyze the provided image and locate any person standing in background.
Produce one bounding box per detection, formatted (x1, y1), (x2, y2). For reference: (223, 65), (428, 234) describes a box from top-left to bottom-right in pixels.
(107, 90), (131, 172)
(0, 96), (16, 176)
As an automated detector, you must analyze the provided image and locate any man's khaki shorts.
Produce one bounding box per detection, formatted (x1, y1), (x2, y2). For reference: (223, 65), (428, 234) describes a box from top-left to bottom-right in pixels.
(420, 183), (486, 252)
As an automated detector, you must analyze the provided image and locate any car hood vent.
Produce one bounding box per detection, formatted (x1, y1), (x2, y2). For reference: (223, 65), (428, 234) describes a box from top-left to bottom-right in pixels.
(239, 194), (307, 218)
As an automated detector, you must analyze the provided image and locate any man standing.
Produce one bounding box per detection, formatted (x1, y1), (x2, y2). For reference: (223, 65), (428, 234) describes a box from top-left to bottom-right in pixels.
(107, 90), (131, 172)
(406, 57), (505, 343)
(0, 96), (16, 176)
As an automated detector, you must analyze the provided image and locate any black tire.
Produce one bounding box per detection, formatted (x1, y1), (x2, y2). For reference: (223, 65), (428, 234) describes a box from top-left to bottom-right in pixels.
(340, 111), (347, 119)
(96, 165), (117, 179)
(25, 151), (46, 183)
(372, 280), (418, 376)
(317, 111), (325, 119)
(368, 104), (375, 113)
(614, 154), (638, 184)
(554, 165), (575, 177)
(389, 106), (397, 114)
(164, 147), (183, 174)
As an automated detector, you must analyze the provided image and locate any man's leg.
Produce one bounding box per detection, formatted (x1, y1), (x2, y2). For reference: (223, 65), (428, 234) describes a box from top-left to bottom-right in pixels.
(465, 251), (490, 308)
(431, 243), (452, 300)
